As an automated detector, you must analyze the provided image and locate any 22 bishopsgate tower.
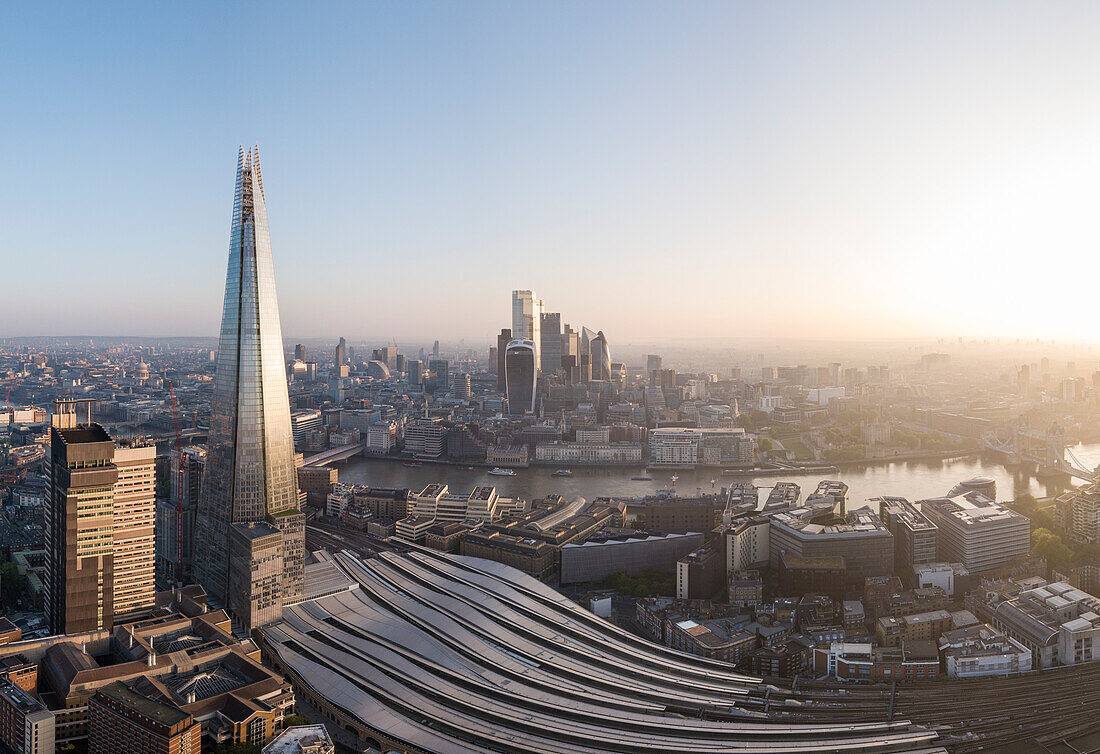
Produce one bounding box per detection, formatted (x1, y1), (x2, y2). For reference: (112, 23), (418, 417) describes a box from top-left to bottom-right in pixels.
(193, 146), (304, 631)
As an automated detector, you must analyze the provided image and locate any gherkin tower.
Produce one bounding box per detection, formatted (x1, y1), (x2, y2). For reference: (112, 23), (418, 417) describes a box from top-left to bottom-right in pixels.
(193, 146), (304, 630)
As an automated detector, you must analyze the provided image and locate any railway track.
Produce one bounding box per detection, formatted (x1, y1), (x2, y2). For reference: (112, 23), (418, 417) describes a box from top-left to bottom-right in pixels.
(759, 662), (1100, 751)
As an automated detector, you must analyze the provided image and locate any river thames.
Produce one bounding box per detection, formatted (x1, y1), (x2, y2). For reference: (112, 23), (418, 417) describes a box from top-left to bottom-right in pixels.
(335, 443), (1100, 509)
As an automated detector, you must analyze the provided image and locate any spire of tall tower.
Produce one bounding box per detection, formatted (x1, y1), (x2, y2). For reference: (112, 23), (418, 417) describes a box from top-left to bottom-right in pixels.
(193, 146), (304, 631)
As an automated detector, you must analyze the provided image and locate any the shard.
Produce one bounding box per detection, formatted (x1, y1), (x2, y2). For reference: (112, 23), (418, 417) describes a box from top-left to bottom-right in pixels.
(193, 146), (304, 631)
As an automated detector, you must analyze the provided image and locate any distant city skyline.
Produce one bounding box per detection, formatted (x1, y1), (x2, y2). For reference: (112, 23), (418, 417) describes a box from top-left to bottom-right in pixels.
(5, 2), (1100, 341)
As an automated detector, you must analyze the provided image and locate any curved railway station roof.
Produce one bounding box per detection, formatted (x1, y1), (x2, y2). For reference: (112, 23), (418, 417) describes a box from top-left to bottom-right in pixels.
(262, 547), (945, 753)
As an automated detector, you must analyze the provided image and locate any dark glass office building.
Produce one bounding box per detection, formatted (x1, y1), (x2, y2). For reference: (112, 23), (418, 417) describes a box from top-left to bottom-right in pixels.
(505, 339), (537, 415)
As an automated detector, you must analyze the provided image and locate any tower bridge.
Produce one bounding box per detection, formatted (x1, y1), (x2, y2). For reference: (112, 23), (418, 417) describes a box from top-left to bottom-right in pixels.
(982, 421), (1099, 482)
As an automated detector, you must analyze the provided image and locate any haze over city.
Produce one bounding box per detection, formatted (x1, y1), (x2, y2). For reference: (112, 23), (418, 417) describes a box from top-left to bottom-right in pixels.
(9, 4), (1100, 754)
(5, 1), (1100, 341)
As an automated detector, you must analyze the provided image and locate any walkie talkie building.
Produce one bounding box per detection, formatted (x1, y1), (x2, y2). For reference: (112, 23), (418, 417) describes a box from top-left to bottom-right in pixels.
(505, 339), (537, 415)
(193, 146), (304, 631)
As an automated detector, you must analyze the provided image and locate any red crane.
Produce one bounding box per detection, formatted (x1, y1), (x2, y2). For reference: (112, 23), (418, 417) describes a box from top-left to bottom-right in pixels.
(167, 381), (185, 584)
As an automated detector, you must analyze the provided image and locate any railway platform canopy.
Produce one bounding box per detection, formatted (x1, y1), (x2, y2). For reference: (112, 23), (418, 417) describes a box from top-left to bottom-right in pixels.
(261, 546), (945, 754)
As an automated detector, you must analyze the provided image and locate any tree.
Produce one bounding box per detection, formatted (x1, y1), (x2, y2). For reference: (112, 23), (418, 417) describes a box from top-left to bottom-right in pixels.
(1013, 494), (1037, 511)
(1031, 528), (1074, 569)
(0, 560), (25, 609)
(603, 569), (674, 598)
(757, 437), (773, 452)
(212, 744), (261, 754)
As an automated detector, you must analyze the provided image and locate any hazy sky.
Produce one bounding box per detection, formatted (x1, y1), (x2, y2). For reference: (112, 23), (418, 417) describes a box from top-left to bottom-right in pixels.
(3, 1), (1100, 343)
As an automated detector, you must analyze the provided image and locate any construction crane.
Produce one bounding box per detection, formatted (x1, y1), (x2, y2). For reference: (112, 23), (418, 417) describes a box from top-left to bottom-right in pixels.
(167, 381), (185, 585)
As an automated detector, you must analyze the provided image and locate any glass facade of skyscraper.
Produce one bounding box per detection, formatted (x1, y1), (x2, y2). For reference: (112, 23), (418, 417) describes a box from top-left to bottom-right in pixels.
(193, 146), (304, 629)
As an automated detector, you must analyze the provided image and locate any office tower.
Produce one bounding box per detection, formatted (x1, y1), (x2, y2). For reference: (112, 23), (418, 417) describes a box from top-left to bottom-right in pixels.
(453, 373), (472, 399)
(335, 337), (346, 368)
(406, 359), (422, 385)
(428, 359), (449, 394)
(562, 324), (580, 372)
(1018, 364), (1030, 395)
(505, 339), (538, 415)
(432, 340), (440, 358)
(111, 440), (157, 619)
(193, 146), (304, 631)
(381, 346), (397, 370)
(488, 346), (498, 374)
(540, 312), (562, 378)
(647, 354), (662, 376)
(590, 331), (611, 382)
(496, 328), (512, 391)
(156, 446), (205, 582)
(294, 343), (306, 362)
(580, 326), (597, 365)
(1062, 377), (1079, 402)
(396, 353), (407, 373)
(46, 411), (156, 635)
(512, 290), (542, 372)
(877, 497), (938, 582)
(921, 493), (1030, 573)
(562, 355), (579, 383)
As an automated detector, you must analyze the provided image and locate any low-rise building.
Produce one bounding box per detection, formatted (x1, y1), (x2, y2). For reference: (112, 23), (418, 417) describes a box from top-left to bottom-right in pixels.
(940, 623), (1032, 678)
(6, 594), (291, 751)
(0, 677), (54, 754)
(459, 530), (556, 580)
(352, 487), (411, 521)
(559, 531), (704, 586)
(814, 641), (940, 682)
(533, 441), (643, 465)
(914, 562), (972, 597)
(764, 482), (801, 510)
(876, 609), (953, 648)
(729, 570), (763, 608)
(424, 522), (467, 553)
(485, 445), (528, 467)
(748, 641), (808, 678)
(395, 515), (435, 544)
(0, 619), (21, 647)
(668, 618), (756, 664)
(263, 725), (335, 754)
(296, 466), (337, 508)
(89, 680), (201, 754)
(989, 580), (1100, 668)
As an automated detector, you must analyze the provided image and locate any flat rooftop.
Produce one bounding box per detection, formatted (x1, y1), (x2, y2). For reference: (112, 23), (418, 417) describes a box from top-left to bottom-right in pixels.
(920, 492), (1027, 529)
(56, 423), (112, 444)
(98, 681), (190, 727)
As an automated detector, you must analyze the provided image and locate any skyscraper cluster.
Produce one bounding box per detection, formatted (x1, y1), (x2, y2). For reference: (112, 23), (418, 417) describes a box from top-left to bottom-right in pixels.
(504, 289), (613, 415)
